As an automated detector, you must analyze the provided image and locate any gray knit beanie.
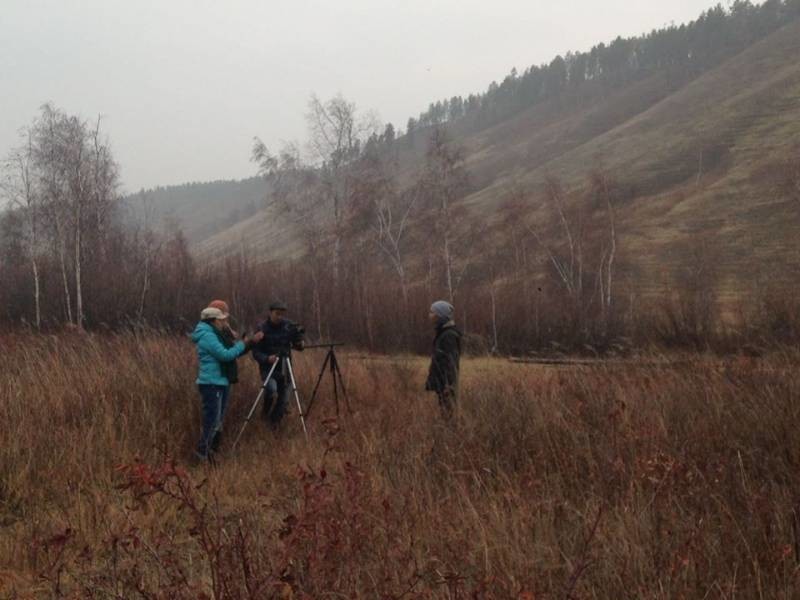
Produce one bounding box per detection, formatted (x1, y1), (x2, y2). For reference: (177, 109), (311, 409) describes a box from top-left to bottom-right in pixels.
(430, 300), (454, 324)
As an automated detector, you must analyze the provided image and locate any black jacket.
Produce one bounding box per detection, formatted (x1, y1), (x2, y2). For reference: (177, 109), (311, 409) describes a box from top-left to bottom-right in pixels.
(251, 318), (302, 379)
(426, 322), (462, 393)
(217, 326), (239, 384)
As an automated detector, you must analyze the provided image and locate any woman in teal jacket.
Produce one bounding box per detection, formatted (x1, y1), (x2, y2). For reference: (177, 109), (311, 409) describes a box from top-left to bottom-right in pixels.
(192, 306), (262, 460)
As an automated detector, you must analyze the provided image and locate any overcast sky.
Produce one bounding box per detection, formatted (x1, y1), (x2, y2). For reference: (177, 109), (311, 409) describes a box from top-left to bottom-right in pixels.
(2, 0), (722, 193)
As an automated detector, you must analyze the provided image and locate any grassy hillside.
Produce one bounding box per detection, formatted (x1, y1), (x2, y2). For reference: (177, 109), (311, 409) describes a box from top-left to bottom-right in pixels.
(193, 198), (306, 261)
(185, 21), (800, 306)
(462, 20), (800, 299)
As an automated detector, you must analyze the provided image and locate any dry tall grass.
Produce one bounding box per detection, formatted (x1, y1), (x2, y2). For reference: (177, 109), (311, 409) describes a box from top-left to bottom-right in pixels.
(0, 332), (798, 598)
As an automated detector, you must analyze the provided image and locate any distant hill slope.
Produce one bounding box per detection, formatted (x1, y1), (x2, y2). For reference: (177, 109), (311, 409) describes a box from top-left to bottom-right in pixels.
(124, 177), (265, 243)
(194, 198), (306, 261)
(195, 20), (800, 302)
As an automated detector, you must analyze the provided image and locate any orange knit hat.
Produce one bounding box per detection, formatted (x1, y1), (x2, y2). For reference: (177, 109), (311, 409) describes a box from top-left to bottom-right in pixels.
(208, 300), (229, 316)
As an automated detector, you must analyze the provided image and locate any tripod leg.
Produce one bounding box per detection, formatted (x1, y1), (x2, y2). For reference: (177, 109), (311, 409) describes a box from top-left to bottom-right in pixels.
(331, 351), (353, 414)
(232, 360), (279, 451)
(284, 358), (308, 439)
(233, 387), (264, 450)
(304, 351), (331, 420)
(330, 352), (340, 417)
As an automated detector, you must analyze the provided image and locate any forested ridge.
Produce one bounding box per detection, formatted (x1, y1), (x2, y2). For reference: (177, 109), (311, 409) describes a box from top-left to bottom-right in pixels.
(408, 0), (800, 137)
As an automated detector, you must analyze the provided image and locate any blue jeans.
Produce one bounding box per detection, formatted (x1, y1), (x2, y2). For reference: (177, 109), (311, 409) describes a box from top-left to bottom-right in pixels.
(197, 384), (229, 457)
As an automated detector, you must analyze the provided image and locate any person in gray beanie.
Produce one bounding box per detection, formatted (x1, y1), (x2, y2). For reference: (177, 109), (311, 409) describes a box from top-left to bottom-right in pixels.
(425, 300), (462, 419)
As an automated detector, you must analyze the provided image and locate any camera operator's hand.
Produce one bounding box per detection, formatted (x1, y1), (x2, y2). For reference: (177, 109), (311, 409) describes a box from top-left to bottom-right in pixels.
(243, 331), (264, 348)
(268, 355), (278, 364)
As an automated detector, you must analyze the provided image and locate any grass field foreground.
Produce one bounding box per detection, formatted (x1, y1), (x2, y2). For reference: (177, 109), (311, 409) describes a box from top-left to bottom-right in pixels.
(0, 332), (798, 597)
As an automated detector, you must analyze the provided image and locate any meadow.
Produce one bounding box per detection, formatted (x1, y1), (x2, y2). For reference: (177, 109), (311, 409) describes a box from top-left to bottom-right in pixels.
(0, 331), (798, 598)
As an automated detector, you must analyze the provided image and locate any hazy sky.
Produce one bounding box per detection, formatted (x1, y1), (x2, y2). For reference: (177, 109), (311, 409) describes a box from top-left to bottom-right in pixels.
(2, 0), (722, 193)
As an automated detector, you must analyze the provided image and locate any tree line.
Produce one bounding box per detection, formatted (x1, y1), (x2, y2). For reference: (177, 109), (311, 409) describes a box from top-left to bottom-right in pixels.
(406, 0), (800, 140)
(0, 98), (627, 351)
(2, 99), (799, 353)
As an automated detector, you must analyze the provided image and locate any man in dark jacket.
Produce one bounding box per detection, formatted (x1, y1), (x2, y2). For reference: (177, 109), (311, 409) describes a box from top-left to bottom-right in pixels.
(425, 300), (462, 419)
(251, 300), (304, 427)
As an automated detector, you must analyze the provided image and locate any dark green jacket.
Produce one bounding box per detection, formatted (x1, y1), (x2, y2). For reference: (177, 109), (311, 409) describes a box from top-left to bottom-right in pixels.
(425, 322), (462, 393)
(216, 326), (239, 384)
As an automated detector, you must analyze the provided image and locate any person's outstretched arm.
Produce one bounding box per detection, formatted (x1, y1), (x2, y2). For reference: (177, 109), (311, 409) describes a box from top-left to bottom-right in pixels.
(200, 332), (246, 363)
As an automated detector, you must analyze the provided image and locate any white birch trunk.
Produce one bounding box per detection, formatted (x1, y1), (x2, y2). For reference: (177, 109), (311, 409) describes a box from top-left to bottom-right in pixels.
(74, 195), (84, 330)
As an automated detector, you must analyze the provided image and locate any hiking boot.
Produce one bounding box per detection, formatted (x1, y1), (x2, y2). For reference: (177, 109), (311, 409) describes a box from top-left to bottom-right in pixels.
(262, 395), (276, 421)
(211, 431), (223, 453)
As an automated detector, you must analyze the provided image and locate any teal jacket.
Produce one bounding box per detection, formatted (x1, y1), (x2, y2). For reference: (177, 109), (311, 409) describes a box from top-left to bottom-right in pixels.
(192, 321), (246, 386)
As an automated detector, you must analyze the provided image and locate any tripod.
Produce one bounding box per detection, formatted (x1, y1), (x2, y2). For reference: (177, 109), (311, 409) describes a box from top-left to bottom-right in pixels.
(232, 353), (307, 450)
(304, 343), (352, 419)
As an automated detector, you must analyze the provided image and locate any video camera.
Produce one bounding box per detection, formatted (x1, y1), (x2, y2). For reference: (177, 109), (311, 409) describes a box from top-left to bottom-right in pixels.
(286, 320), (306, 347)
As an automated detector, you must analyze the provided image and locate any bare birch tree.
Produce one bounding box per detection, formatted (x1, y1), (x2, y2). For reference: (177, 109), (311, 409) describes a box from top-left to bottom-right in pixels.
(503, 191), (542, 340)
(252, 140), (327, 336)
(67, 117), (88, 330)
(62, 113), (117, 330)
(418, 127), (470, 303)
(305, 94), (377, 286)
(1, 131), (42, 329)
(135, 191), (160, 321)
(88, 117), (119, 262)
(525, 176), (586, 306)
(26, 104), (119, 329)
(33, 105), (75, 325)
(523, 171), (620, 340)
(589, 169), (617, 333)
(348, 145), (417, 310)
